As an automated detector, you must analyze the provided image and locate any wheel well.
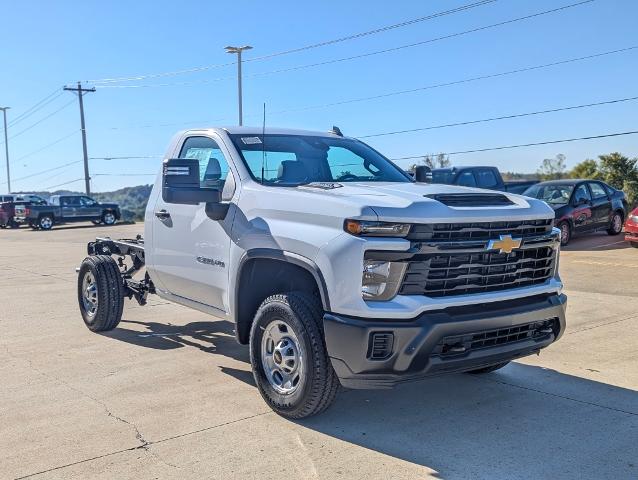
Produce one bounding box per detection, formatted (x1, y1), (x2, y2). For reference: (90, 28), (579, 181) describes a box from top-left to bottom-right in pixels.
(38, 212), (55, 220)
(235, 258), (321, 344)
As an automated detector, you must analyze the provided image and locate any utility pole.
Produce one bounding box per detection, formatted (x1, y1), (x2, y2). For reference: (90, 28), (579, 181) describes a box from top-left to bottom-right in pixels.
(224, 45), (252, 126)
(64, 82), (95, 195)
(0, 107), (10, 193)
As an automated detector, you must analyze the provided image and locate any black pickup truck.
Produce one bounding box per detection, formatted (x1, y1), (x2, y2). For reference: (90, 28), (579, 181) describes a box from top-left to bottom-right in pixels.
(417, 166), (538, 194)
(19, 194), (120, 230)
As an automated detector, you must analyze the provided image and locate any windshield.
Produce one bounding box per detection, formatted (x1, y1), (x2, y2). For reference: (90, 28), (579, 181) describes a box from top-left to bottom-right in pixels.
(524, 184), (574, 205)
(229, 134), (411, 186)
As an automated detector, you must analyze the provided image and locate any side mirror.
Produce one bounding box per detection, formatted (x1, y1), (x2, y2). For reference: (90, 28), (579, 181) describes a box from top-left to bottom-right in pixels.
(414, 165), (432, 183)
(162, 158), (228, 220)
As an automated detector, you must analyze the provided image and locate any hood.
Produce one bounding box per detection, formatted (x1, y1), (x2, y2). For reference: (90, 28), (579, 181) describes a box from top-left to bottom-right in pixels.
(295, 182), (555, 223)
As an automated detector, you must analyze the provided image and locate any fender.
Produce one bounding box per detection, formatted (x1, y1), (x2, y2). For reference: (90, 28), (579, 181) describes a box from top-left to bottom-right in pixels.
(234, 248), (331, 313)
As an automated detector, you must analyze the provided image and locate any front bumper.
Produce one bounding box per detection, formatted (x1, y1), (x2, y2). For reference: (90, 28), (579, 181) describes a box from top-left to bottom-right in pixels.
(625, 220), (638, 242)
(324, 293), (567, 389)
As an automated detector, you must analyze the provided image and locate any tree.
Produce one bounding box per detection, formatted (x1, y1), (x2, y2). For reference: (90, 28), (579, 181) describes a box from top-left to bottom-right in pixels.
(598, 152), (638, 189)
(537, 154), (567, 180)
(570, 159), (602, 180)
(408, 153), (450, 172)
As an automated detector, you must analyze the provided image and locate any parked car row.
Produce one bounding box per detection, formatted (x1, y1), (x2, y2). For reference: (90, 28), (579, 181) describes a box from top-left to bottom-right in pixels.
(0, 194), (120, 230)
(522, 180), (630, 246)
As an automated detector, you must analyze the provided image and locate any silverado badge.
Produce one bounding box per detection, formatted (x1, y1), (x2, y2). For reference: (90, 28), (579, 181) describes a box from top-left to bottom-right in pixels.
(487, 234), (522, 254)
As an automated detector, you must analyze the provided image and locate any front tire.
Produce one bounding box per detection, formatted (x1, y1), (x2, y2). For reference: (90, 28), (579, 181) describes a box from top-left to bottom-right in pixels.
(467, 361), (510, 374)
(77, 255), (124, 332)
(102, 211), (116, 225)
(607, 211), (623, 235)
(631, 241), (638, 248)
(557, 221), (571, 246)
(249, 292), (338, 419)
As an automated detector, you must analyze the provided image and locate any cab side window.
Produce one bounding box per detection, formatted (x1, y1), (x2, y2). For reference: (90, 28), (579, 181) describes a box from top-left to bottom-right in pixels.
(179, 136), (230, 190)
(458, 171), (477, 187)
(476, 169), (498, 189)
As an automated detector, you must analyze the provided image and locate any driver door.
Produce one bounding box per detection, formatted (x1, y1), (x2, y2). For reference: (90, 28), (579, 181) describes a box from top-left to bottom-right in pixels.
(151, 134), (237, 312)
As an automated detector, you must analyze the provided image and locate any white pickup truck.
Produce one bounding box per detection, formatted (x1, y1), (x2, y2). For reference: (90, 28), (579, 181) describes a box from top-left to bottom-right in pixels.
(77, 126), (566, 418)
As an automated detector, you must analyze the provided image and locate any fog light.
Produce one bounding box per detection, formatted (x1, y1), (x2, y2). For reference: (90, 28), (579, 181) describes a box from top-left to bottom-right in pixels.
(362, 260), (406, 301)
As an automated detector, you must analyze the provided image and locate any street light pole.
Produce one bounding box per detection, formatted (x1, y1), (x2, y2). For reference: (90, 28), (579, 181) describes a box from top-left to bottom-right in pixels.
(0, 107), (10, 193)
(225, 45), (253, 126)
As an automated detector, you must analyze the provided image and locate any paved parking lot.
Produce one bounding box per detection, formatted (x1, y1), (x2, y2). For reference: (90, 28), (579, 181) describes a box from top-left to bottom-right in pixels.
(1, 223), (637, 479)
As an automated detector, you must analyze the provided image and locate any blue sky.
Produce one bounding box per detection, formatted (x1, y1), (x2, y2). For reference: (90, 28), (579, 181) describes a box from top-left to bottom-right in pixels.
(1, 0), (636, 193)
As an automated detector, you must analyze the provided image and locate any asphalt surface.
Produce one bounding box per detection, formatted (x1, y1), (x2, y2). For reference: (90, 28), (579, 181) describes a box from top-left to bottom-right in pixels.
(1, 223), (637, 479)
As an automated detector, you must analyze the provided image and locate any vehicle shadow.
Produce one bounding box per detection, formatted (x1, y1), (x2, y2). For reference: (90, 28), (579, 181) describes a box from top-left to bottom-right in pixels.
(299, 363), (638, 479)
(103, 318), (637, 478)
(103, 318), (249, 364)
(562, 231), (629, 251)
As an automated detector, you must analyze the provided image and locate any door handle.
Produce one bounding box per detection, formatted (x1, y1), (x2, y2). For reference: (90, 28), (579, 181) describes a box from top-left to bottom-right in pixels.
(154, 210), (171, 220)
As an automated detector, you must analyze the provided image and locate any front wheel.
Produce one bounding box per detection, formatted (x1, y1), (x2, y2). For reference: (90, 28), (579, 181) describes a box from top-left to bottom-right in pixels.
(77, 255), (124, 331)
(249, 292), (338, 419)
(607, 211), (623, 235)
(102, 211), (117, 225)
(557, 221), (571, 246)
(631, 241), (638, 249)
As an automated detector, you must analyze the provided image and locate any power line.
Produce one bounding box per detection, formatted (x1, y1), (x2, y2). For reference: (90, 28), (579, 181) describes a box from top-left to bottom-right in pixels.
(7, 89), (63, 127)
(391, 130), (638, 161)
(97, 0), (595, 89)
(44, 178), (85, 190)
(87, 0), (498, 84)
(267, 45), (638, 116)
(359, 95), (638, 138)
(13, 130), (79, 163)
(0, 99), (76, 144)
(90, 155), (162, 160)
(0, 160), (82, 186)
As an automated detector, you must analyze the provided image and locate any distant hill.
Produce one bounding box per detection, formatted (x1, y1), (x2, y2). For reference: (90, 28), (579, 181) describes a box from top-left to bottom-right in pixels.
(13, 184), (152, 222)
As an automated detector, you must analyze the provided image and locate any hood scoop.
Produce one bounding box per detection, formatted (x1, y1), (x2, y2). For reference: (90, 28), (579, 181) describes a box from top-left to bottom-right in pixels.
(426, 193), (514, 207)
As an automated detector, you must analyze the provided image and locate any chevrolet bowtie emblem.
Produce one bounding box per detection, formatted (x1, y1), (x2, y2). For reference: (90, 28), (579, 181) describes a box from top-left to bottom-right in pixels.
(487, 234), (522, 254)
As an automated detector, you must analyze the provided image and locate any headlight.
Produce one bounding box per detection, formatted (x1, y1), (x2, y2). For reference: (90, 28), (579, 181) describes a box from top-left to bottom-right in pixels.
(362, 260), (407, 301)
(629, 213), (638, 223)
(344, 219), (411, 237)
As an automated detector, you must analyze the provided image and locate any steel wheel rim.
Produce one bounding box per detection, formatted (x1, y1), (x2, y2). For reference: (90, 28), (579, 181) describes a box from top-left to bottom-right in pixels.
(104, 213), (115, 224)
(261, 319), (304, 395)
(41, 217), (52, 229)
(613, 214), (622, 232)
(82, 271), (98, 317)
(561, 224), (569, 243)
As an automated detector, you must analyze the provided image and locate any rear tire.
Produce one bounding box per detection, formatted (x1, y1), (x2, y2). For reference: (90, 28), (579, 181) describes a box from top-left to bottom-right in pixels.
(631, 242), (638, 248)
(607, 211), (623, 235)
(467, 361), (510, 374)
(557, 221), (571, 246)
(77, 255), (124, 332)
(249, 292), (338, 419)
(38, 215), (54, 230)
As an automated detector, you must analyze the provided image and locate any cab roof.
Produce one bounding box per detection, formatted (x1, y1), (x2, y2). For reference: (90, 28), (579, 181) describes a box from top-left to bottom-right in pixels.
(180, 126), (348, 138)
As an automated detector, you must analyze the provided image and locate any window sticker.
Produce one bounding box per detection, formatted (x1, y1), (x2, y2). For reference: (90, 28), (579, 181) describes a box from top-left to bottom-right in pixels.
(241, 136), (262, 145)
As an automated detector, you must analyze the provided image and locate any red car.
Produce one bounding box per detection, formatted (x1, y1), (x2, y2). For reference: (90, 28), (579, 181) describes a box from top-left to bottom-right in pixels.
(626, 207), (638, 248)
